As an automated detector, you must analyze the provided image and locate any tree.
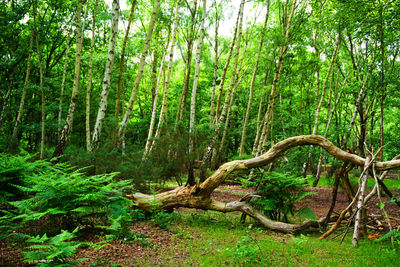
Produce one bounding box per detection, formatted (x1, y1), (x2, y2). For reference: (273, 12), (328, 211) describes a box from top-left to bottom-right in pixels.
(90, 0), (120, 151)
(52, 0), (84, 159)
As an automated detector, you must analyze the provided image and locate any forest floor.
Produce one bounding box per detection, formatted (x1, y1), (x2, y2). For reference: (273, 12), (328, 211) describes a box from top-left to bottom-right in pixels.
(1, 179), (400, 266)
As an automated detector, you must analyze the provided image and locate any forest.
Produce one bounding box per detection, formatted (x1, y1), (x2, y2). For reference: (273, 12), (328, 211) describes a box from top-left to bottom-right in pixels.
(1, 0), (400, 265)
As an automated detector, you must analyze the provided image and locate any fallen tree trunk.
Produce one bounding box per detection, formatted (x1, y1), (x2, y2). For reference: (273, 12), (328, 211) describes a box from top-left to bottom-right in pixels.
(128, 135), (400, 233)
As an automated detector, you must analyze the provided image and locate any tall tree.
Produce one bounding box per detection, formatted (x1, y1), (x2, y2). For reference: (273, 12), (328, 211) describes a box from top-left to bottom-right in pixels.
(255, 0), (297, 156)
(176, 0), (198, 123)
(239, 2), (270, 156)
(115, 0), (137, 122)
(85, 0), (99, 151)
(117, 0), (160, 145)
(187, 0), (207, 185)
(90, 0), (120, 151)
(9, 30), (34, 150)
(199, 0), (245, 181)
(33, 0), (45, 159)
(52, 0), (84, 159)
(149, 0), (181, 154)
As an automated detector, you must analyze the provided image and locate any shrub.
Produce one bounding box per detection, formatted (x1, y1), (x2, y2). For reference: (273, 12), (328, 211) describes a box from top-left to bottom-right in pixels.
(0, 153), (133, 237)
(22, 227), (84, 266)
(241, 170), (316, 222)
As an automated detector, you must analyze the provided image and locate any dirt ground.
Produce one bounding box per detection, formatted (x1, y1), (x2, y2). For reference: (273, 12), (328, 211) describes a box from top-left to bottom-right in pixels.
(1, 184), (399, 266)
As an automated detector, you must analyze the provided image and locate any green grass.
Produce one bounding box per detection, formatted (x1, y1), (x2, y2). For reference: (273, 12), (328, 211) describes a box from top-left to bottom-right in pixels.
(134, 211), (399, 266)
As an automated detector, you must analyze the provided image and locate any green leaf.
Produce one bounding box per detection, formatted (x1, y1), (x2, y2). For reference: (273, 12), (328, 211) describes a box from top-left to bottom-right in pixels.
(296, 206), (318, 221)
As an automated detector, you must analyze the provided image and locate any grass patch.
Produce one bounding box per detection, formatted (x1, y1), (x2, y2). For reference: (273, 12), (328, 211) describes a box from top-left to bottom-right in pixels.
(133, 210), (399, 266)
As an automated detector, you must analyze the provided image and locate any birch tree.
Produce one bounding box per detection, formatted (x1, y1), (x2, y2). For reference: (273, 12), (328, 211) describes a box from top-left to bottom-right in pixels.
(83, 0), (99, 151)
(90, 0), (120, 151)
(148, 0), (181, 154)
(117, 0), (160, 144)
(9, 31), (34, 150)
(52, 0), (84, 159)
(115, 0), (137, 122)
(255, 0), (297, 156)
(239, 2), (270, 156)
(187, 0), (207, 185)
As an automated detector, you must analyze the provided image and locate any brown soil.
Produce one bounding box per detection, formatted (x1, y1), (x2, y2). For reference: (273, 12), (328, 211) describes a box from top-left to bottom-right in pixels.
(1, 184), (399, 266)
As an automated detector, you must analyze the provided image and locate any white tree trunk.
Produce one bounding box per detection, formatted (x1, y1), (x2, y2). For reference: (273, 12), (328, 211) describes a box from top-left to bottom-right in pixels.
(239, 3), (270, 156)
(143, 48), (168, 157)
(117, 0), (160, 143)
(148, 0), (181, 154)
(52, 0), (84, 159)
(352, 156), (371, 247)
(85, 0), (99, 151)
(115, 0), (137, 122)
(90, 0), (120, 151)
(188, 0), (207, 155)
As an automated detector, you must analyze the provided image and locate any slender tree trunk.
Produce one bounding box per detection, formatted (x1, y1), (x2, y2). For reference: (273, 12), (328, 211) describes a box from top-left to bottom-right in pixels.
(352, 156), (371, 247)
(90, 0), (120, 151)
(115, 0), (137, 122)
(209, 0), (220, 126)
(213, 0), (243, 123)
(302, 31), (341, 176)
(341, 72), (370, 150)
(85, 0), (99, 151)
(176, 0), (198, 123)
(314, 72), (348, 186)
(58, 36), (70, 139)
(187, 0), (207, 185)
(218, 73), (245, 158)
(199, 0), (245, 181)
(0, 75), (13, 134)
(143, 42), (169, 157)
(33, 1), (45, 159)
(10, 32), (34, 149)
(256, 0), (296, 156)
(148, 0), (180, 154)
(117, 0), (160, 144)
(52, 0), (84, 159)
(239, 3), (270, 156)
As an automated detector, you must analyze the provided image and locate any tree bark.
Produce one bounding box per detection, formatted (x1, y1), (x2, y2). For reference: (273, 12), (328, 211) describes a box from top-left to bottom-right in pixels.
(58, 35), (70, 140)
(143, 40), (169, 157)
(10, 31), (34, 150)
(52, 0), (84, 159)
(117, 0), (160, 144)
(213, 0), (243, 123)
(90, 0), (120, 151)
(115, 0), (137, 122)
(352, 156), (371, 247)
(176, 0), (198, 123)
(256, 0), (296, 156)
(187, 0), (207, 186)
(148, 0), (181, 154)
(33, 0), (45, 159)
(239, 3), (270, 156)
(209, 0), (220, 126)
(85, 0), (99, 151)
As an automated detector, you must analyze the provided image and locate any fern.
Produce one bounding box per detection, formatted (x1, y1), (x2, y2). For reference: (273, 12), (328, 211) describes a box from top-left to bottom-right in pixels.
(247, 171), (316, 222)
(23, 227), (85, 266)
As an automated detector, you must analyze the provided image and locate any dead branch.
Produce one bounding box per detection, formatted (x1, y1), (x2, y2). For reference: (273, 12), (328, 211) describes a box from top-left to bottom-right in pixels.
(128, 135), (400, 234)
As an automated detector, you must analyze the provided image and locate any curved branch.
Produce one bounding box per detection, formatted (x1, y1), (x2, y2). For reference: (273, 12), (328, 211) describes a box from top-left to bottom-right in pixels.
(128, 135), (400, 233)
(199, 135), (400, 196)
